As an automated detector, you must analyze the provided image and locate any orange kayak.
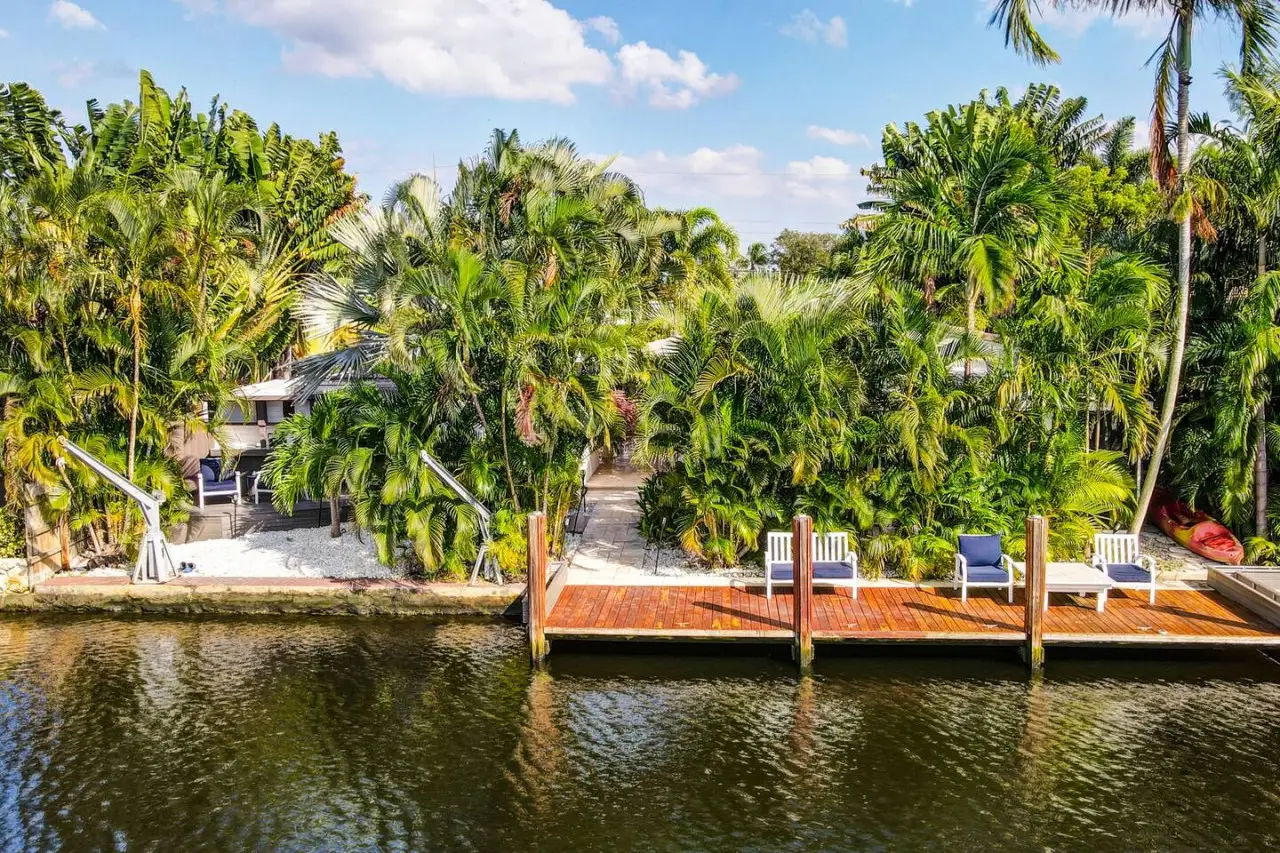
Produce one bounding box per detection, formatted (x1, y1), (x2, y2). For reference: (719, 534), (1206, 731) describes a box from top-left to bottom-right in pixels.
(1150, 491), (1244, 565)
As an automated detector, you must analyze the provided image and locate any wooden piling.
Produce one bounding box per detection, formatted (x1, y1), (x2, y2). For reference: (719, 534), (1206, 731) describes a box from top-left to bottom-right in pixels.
(1024, 515), (1047, 670)
(527, 512), (549, 664)
(792, 515), (814, 670)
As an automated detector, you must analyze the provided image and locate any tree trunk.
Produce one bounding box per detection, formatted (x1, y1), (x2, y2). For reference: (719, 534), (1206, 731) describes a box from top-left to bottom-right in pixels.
(499, 386), (522, 511)
(127, 285), (142, 483)
(1257, 234), (1270, 538)
(1256, 403), (1269, 537)
(964, 288), (977, 379)
(1131, 17), (1193, 535)
(329, 496), (342, 538)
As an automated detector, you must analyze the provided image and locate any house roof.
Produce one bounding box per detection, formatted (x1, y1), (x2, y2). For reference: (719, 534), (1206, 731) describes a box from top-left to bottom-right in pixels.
(231, 378), (355, 401)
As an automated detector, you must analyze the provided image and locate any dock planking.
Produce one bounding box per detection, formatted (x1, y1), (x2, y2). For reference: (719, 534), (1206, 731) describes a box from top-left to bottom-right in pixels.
(545, 584), (1280, 647)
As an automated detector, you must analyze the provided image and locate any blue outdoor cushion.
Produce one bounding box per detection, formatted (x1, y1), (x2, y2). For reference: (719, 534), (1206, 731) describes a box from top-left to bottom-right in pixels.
(963, 564), (1010, 584)
(769, 561), (855, 581)
(200, 464), (217, 484)
(1104, 562), (1152, 584)
(959, 534), (1003, 567)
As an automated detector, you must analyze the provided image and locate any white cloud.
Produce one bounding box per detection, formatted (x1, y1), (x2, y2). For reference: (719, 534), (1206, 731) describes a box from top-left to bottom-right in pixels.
(53, 58), (131, 88)
(607, 145), (863, 206)
(616, 42), (739, 110)
(49, 1), (104, 30)
(784, 156), (858, 202)
(54, 60), (97, 87)
(1033, 3), (1171, 39)
(600, 145), (867, 243)
(781, 10), (847, 48)
(0, 29), (8, 38)
(191, 0), (613, 104)
(807, 125), (870, 147)
(181, 1), (735, 109)
(609, 145), (774, 199)
(586, 15), (620, 45)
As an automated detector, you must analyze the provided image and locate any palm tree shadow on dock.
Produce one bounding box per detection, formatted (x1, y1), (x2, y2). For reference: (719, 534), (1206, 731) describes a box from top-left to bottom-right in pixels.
(694, 601), (792, 631)
(903, 597), (1023, 632)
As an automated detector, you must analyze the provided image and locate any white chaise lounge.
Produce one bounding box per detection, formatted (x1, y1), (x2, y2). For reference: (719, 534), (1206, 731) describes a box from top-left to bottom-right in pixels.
(765, 531), (859, 599)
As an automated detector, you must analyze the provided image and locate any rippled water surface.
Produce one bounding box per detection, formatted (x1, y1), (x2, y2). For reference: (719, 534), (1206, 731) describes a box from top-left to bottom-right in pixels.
(2, 617), (1279, 852)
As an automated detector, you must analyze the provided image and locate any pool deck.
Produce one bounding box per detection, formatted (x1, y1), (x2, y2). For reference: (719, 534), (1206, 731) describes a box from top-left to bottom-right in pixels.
(545, 583), (1280, 648)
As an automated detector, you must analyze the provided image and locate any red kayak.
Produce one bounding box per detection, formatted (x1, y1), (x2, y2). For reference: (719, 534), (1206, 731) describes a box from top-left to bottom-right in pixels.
(1149, 491), (1244, 565)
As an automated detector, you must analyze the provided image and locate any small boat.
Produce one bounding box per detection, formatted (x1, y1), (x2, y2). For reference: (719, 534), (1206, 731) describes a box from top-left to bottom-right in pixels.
(1150, 491), (1244, 565)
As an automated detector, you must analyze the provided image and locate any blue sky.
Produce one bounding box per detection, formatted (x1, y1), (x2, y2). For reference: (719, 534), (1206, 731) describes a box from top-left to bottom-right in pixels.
(0, 0), (1254, 245)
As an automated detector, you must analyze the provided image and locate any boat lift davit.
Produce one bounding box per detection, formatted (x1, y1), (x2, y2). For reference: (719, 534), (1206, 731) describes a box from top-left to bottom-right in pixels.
(419, 449), (500, 585)
(57, 437), (181, 584)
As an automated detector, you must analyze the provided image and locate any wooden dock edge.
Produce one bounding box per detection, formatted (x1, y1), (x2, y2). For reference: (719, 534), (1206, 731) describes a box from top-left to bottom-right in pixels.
(1207, 568), (1280, 628)
(543, 626), (1280, 648)
(546, 627), (791, 642)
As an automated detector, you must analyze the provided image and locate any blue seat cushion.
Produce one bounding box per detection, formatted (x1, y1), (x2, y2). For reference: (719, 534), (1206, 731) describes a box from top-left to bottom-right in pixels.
(962, 564), (1011, 584)
(1104, 562), (1152, 584)
(959, 534), (1003, 567)
(769, 561), (855, 581)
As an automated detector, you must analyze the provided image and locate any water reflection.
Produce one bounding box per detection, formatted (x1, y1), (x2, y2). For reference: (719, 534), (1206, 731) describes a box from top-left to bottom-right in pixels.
(1, 618), (1279, 852)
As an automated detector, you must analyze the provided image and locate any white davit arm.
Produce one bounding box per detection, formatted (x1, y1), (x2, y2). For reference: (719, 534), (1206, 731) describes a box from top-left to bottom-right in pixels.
(59, 437), (162, 513)
(57, 437), (180, 584)
(420, 449), (491, 524)
(419, 449), (497, 585)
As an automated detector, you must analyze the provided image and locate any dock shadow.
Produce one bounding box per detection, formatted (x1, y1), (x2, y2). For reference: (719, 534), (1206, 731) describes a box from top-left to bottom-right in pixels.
(903, 599), (1023, 632)
(693, 601), (792, 631)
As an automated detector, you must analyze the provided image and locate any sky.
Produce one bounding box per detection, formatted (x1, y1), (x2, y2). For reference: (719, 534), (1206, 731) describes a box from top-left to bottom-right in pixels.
(0, 0), (1256, 246)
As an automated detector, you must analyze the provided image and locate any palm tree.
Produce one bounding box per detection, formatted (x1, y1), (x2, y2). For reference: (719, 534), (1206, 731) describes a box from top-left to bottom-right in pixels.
(658, 207), (739, 300)
(1196, 63), (1280, 533)
(862, 102), (1072, 377)
(264, 394), (353, 538)
(746, 242), (769, 272)
(989, 0), (1279, 533)
(93, 191), (175, 482)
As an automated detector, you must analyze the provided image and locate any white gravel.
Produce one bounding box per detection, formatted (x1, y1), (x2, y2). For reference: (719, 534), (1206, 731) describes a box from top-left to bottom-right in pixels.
(80, 526), (404, 579)
(171, 526), (404, 579)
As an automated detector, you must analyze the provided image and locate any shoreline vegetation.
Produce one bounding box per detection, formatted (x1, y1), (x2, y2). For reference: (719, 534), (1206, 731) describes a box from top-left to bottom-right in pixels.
(8, 48), (1280, 585)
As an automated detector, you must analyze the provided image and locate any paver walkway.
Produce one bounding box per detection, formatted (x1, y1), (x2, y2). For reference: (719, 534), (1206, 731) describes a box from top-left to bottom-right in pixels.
(568, 456), (653, 581)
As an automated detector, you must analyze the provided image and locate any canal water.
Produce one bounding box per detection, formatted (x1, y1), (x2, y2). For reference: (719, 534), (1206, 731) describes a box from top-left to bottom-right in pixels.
(1, 616), (1278, 852)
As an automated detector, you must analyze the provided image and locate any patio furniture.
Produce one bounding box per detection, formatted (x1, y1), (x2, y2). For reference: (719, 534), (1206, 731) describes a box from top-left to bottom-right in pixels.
(196, 464), (240, 509)
(1092, 532), (1158, 604)
(765, 531), (859, 599)
(954, 533), (1017, 603)
(250, 469), (274, 505)
(1042, 561), (1114, 612)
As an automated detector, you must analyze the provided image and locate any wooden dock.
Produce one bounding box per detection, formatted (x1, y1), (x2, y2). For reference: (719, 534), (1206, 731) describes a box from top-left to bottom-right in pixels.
(521, 512), (1280, 668)
(543, 584), (1280, 649)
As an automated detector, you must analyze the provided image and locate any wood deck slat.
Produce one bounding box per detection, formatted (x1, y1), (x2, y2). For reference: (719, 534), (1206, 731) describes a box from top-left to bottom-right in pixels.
(545, 585), (1280, 645)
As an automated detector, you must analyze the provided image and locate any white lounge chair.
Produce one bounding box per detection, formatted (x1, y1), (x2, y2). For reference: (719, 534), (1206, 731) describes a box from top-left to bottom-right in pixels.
(954, 533), (1017, 604)
(196, 464), (240, 509)
(1092, 532), (1158, 605)
(765, 531), (858, 599)
(250, 469), (275, 505)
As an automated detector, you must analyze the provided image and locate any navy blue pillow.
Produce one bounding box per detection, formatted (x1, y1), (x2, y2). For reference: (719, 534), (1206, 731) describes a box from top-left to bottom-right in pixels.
(959, 534), (1002, 566)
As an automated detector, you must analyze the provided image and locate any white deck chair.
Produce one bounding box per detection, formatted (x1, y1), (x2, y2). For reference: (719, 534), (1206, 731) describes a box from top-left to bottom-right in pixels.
(1091, 533), (1158, 604)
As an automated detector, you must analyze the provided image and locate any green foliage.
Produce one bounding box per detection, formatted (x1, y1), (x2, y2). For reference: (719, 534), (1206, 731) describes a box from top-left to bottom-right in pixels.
(291, 130), (696, 572)
(769, 229), (838, 278)
(0, 504), (24, 559)
(0, 71), (358, 564)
